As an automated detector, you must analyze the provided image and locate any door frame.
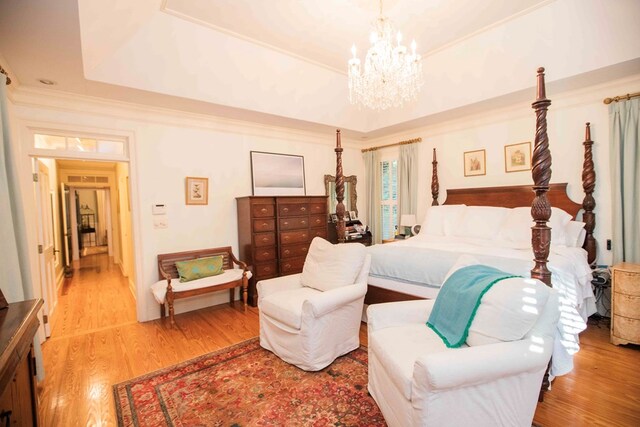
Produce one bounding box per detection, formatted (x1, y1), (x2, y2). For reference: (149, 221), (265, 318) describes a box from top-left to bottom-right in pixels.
(16, 122), (144, 343)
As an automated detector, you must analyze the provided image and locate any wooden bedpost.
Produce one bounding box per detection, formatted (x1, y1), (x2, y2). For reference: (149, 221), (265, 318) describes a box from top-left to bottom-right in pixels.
(431, 148), (439, 206)
(582, 122), (597, 265)
(335, 130), (346, 243)
(530, 67), (553, 287)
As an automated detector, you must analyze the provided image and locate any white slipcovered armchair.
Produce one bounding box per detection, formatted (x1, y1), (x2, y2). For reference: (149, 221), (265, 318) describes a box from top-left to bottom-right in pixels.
(258, 237), (371, 371)
(368, 278), (560, 427)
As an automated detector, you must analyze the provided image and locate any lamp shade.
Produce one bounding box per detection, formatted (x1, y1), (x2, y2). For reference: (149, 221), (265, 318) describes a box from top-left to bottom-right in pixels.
(400, 214), (417, 226)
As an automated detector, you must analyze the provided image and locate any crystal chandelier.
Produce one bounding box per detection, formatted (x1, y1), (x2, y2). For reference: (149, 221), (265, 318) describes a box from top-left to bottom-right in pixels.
(348, 0), (423, 110)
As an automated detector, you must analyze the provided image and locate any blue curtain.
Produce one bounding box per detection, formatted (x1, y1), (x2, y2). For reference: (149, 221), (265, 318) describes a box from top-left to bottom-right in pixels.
(1, 76), (44, 379)
(364, 150), (381, 244)
(609, 98), (640, 263)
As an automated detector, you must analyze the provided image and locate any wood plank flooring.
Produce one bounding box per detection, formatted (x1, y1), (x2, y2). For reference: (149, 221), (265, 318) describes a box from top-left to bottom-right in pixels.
(39, 253), (640, 426)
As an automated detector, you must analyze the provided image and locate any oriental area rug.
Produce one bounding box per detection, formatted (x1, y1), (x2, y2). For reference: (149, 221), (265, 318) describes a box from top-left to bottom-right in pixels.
(113, 337), (386, 426)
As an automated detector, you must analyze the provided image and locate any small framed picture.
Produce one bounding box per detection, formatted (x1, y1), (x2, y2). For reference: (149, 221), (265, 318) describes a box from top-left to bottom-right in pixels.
(504, 142), (532, 173)
(344, 211), (351, 221)
(185, 177), (208, 205)
(349, 210), (358, 221)
(330, 213), (338, 223)
(463, 149), (486, 177)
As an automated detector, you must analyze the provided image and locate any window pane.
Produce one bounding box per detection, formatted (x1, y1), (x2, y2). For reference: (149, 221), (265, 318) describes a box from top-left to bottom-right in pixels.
(391, 160), (398, 200)
(68, 137), (97, 152)
(34, 134), (66, 150)
(97, 140), (125, 155)
(381, 161), (389, 201)
(381, 205), (391, 239)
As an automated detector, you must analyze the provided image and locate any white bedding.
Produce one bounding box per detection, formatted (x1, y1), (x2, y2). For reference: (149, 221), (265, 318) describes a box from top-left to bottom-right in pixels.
(366, 234), (596, 377)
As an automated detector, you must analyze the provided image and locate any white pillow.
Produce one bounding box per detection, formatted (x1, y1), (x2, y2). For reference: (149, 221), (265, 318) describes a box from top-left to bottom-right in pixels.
(498, 206), (573, 246)
(564, 221), (586, 247)
(466, 277), (551, 346)
(452, 206), (510, 240)
(421, 205), (466, 236)
(301, 237), (366, 292)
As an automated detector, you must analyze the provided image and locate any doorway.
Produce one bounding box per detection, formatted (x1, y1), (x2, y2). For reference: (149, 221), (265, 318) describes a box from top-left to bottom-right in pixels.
(28, 130), (137, 340)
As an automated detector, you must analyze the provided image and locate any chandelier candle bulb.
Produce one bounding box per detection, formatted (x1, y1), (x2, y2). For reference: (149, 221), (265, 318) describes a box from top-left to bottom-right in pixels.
(347, 0), (424, 110)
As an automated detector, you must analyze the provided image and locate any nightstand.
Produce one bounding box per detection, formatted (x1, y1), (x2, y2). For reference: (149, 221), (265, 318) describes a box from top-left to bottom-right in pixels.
(610, 262), (640, 345)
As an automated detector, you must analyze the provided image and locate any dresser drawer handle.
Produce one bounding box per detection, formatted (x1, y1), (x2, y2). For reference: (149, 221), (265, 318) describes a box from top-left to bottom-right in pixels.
(284, 264), (291, 269)
(262, 251), (270, 256)
(283, 207), (289, 212)
(300, 207), (306, 212)
(315, 219), (321, 224)
(262, 237), (269, 242)
(260, 208), (267, 213)
(302, 234), (307, 238)
(284, 236), (289, 240)
(284, 250), (290, 255)
(302, 247), (307, 252)
(301, 220), (307, 225)
(264, 267), (271, 272)
(284, 221), (289, 225)
(262, 222), (268, 227)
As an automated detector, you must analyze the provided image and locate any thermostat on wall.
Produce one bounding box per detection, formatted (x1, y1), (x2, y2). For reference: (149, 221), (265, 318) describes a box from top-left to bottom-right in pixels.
(152, 204), (166, 215)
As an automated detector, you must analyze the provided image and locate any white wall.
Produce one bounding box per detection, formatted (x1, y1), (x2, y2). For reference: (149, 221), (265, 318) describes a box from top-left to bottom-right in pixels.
(364, 74), (640, 266)
(8, 90), (365, 322)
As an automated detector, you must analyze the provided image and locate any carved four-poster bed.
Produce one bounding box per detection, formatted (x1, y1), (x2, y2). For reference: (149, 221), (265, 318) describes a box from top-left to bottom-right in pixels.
(332, 68), (598, 397)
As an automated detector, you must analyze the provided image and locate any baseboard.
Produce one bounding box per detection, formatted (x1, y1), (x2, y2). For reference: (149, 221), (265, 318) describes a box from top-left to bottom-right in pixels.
(128, 277), (136, 300)
(55, 268), (65, 292)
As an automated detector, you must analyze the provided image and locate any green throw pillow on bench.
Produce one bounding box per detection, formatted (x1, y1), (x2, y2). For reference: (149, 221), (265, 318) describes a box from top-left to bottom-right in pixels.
(176, 256), (224, 282)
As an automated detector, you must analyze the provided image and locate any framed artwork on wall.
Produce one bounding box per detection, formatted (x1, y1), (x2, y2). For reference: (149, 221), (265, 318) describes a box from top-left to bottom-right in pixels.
(463, 149), (486, 177)
(504, 142), (532, 173)
(251, 151), (306, 196)
(185, 177), (208, 205)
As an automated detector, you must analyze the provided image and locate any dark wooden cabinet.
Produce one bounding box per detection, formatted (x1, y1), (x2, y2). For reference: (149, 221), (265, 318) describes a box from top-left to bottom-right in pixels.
(0, 299), (43, 427)
(237, 196), (328, 306)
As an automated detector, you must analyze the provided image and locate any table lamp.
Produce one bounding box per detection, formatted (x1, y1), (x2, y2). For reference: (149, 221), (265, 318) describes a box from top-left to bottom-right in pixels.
(400, 214), (417, 236)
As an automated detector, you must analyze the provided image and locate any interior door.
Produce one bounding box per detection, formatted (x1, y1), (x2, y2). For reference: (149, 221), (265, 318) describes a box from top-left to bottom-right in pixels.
(60, 183), (73, 275)
(35, 161), (56, 337)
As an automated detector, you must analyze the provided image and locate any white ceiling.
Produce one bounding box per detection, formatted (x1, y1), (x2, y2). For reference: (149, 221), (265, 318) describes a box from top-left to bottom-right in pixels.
(1, 0), (638, 140)
(161, 0), (545, 73)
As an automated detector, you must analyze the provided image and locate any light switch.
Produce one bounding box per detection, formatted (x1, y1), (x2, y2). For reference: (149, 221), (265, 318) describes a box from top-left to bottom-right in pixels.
(153, 215), (168, 229)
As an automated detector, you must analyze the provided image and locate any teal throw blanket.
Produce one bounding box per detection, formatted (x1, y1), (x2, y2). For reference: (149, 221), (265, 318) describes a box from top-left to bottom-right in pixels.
(427, 265), (519, 348)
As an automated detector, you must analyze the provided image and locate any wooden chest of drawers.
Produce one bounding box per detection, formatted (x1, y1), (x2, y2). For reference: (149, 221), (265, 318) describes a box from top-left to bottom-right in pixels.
(237, 195), (328, 305)
(611, 262), (640, 345)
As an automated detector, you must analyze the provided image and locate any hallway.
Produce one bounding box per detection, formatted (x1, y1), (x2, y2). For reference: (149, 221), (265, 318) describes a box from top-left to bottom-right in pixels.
(50, 253), (136, 338)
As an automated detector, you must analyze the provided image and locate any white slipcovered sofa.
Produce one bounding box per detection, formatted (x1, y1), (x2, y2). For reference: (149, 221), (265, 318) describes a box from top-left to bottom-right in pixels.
(258, 237), (370, 371)
(368, 276), (560, 427)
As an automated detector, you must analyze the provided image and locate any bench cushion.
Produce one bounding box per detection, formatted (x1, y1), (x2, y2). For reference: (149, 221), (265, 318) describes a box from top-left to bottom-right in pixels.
(151, 269), (252, 304)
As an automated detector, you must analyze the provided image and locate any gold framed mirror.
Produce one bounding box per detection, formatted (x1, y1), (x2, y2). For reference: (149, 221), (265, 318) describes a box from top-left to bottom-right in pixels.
(324, 174), (357, 217)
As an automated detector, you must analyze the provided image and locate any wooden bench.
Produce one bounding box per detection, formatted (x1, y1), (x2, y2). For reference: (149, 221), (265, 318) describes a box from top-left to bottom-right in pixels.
(156, 247), (250, 326)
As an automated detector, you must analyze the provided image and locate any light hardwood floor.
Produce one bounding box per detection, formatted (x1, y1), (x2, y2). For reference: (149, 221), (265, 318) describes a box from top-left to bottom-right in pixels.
(40, 253), (640, 426)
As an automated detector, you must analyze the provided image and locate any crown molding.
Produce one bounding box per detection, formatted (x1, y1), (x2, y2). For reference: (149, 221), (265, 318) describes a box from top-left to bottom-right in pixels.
(10, 86), (362, 148)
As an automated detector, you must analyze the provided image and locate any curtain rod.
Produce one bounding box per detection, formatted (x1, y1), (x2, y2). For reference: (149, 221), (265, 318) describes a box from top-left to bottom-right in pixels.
(0, 65), (10, 85)
(361, 137), (422, 153)
(603, 91), (639, 104)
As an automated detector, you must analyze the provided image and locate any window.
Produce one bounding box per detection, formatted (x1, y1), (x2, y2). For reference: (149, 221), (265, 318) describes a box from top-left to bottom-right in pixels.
(380, 159), (398, 240)
(34, 134), (126, 156)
